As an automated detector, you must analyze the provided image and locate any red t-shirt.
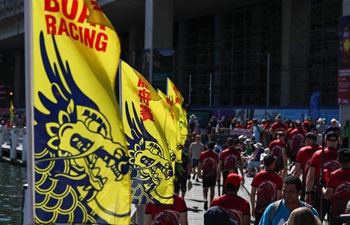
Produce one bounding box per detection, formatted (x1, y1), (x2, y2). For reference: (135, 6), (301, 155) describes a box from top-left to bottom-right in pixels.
(220, 148), (241, 173)
(269, 140), (285, 167)
(200, 150), (219, 177)
(251, 169), (283, 212)
(145, 195), (187, 225)
(326, 168), (350, 217)
(295, 144), (321, 188)
(210, 194), (250, 225)
(270, 122), (287, 136)
(309, 147), (340, 197)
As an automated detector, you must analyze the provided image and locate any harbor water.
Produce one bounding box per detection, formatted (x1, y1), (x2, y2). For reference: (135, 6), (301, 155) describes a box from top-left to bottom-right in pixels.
(0, 162), (27, 225)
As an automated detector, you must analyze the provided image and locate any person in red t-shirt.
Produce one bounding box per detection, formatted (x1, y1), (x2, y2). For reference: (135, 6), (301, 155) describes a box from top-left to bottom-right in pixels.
(288, 120), (306, 166)
(250, 154), (283, 225)
(145, 194), (188, 225)
(217, 138), (245, 195)
(305, 131), (340, 222)
(211, 173), (250, 225)
(268, 131), (288, 178)
(322, 148), (350, 225)
(294, 132), (321, 200)
(269, 114), (288, 140)
(198, 142), (219, 210)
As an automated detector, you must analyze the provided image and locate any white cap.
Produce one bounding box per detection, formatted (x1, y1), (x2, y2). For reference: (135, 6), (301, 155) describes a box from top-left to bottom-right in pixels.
(331, 118), (337, 123)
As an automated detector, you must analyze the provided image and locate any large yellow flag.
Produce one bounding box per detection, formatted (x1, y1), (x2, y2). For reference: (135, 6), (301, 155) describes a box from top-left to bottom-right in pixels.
(166, 78), (188, 146)
(32, 1), (130, 224)
(157, 89), (182, 162)
(120, 60), (174, 204)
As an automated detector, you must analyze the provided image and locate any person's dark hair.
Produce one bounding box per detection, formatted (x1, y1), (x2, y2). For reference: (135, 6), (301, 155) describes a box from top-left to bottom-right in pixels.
(216, 138), (221, 145)
(226, 184), (240, 192)
(284, 175), (302, 192)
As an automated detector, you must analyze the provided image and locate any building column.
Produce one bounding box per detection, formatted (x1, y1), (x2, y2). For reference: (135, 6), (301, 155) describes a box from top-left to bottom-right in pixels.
(14, 51), (22, 107)
(128, 26), (144, 71)
(177, 20), (188, 104)
(214, 13), (223, 106)
(144, 0), (173, 91)
(281, 0), (310, 106)
(340, 0), (350, 126)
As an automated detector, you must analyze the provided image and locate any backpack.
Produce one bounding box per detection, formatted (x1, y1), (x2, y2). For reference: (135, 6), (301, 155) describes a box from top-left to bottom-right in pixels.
(256, 181), (278, 213)
(269, 200), (312, 223)
(202, 157), (216, 177)
(290, 133), (305, 156)
(222, 154), (238, 172)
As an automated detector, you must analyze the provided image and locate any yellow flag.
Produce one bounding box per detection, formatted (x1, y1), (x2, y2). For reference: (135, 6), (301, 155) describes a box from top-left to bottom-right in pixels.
(120, 60), (174, 204)
(157, 89), (182, 162)
(166, 78), (188, 146)
(32, 1), (130, 224)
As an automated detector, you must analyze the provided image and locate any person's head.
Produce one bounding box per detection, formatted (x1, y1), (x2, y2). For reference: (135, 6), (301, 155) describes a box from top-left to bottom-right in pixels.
(208, 142), (215, 150)
(204, 206), (237, 225)
(277, 131), (285, 140)
(195, 135), (201, 142)
(226, 137), (234, 147)
(263, 154), (276, 169)
(331, 118), (338, 127)
(295, 120), (302, 128)
(275, 114), (282, 121)
(304, 132), (317, 146)
(285, 207), (321, 225)
(325, 131), (339, 148)
(225, 173), (242, 193)
(282, 175), (302, 205)
(254, 142), (263, 150)
(216, 138), (221, 145)
(252, 118), (258, 125)
(208, 134), (212, 140)
(338, 148), (350, 167)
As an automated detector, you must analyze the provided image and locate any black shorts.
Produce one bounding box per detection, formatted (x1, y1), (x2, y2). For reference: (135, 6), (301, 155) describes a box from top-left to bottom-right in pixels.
(174, 179), (187, 193)
(202, 175), (216, 188)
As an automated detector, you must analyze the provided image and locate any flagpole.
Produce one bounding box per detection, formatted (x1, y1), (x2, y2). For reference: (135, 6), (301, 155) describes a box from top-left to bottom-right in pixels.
(24, 0), (35, 223)
(118, 59), (123, 118)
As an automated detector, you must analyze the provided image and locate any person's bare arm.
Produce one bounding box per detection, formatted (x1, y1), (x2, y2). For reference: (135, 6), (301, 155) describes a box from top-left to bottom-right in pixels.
(179, 212), (188, 225)
(305, 166), (316, 204)
(145, 214), (152, 225)
(217, 161), (222, 182)
(238, 160), (245, 184)
(250, 186), (257, 218)
(322, 187), (334, 200)
(294, 162), (302, 178)
(198, 161), (203, 179)
(243, 215), (250, 225)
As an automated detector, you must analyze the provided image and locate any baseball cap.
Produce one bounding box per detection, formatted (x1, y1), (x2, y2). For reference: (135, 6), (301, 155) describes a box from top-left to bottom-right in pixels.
(326, 131), (339, 141)
(331, 118), (337, 123)
(254, 142), (263, 149)
(225, 173), (242, 187)
(277, 131), (285, 136)
(263, 154), (275, 167)
(204, 206), (237, 225)
(338, 148), (350, 162)
(305, 132), (317, 141)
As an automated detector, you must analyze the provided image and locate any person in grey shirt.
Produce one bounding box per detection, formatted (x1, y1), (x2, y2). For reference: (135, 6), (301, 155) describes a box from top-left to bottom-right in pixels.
(189, 135), (204, 182)
(315, 118), (327, 145)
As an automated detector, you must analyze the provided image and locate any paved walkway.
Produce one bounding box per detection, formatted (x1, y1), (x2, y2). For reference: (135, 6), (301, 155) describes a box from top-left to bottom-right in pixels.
(185, 175), (254, 225)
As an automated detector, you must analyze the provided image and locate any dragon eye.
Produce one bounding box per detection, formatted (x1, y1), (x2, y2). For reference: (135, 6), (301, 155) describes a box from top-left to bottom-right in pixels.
(141, 156), (154, 166)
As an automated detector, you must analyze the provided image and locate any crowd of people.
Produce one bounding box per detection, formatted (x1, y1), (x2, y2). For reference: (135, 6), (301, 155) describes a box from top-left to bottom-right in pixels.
(143, 113), (350, 225)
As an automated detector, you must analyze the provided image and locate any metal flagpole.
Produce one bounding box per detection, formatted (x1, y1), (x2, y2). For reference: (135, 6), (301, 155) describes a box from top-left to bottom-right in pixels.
(24, 0), (35, 223)
(320, 132), (326, 221)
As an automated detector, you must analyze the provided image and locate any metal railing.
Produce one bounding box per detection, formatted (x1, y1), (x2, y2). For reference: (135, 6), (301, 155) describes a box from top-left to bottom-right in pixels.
(0, 0), (24, 19)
